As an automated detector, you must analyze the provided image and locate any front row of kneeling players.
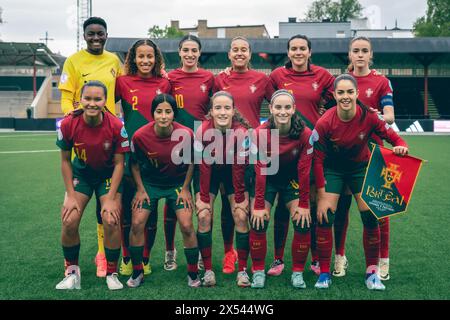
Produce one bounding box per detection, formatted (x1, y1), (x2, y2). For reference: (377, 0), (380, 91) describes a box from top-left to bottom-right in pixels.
(55, 75), (408, 291)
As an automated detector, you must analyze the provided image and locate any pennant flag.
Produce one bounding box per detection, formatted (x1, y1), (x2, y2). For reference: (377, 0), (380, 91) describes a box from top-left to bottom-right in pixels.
(361, 144), (425, 219)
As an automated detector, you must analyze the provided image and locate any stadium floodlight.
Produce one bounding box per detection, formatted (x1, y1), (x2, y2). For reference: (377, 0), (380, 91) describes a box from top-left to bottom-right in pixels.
(77, 0), (92, 51)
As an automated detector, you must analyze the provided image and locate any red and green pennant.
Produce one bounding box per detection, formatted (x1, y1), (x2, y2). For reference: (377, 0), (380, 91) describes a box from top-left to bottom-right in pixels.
(361, 144), (425, 219)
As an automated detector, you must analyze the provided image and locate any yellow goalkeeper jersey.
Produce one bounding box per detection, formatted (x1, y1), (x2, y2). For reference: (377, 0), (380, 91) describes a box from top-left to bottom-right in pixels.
(58, 49), (122, 115)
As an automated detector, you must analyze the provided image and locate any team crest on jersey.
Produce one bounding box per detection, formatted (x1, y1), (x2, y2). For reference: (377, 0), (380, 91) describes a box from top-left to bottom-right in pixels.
(359, 132), (366, 140)
(103, 141), (112, 151)
(200, 84), (207, 93)
(111, 68), (116, 78)
(366, 88), (374, 98)
(312, 82), (319, 91)
(250, 84), (257, 93)
(156, 89), (162, 95)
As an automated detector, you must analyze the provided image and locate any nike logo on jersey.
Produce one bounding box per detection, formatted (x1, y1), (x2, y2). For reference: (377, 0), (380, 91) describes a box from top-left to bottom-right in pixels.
(284, 83), (293, 87)
(330, 138), (340, 142)
(81, 73), (91, 77)
(147, 151), (158, 157)
(74, 142), (85, 146)
(130, 89), (139, 93)
(174, 86), (183, 91)
(223, 86), (231, 90)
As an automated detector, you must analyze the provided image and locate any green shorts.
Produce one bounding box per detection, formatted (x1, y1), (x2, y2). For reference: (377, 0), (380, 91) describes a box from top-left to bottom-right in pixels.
(141, 183), (188, 212)
(324, 162), (368, 194)
(73, 174), (123, 198)
(193, 164), (252, 198)
(249, 175), (301, 207)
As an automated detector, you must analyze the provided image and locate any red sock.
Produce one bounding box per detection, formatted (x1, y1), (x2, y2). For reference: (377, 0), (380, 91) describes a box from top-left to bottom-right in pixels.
(143, 228), (149, 259)
(107, 261), (118, 274)
(316, 226), (333, 273)
(363, 226), (380, 268)
(292, 231), (311, 272)
(310, 224), (319, 262)
(379, 217), (390, 259)
(164, 204), (177, 251)
(250, 230), (267, 271)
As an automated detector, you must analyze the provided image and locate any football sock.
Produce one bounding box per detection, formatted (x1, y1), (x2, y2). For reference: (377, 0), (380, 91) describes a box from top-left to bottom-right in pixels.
(197, 231), (212, 270)
(249, 229), (267, 271)
(292, 230), (311, 272)
(316, 226), (333, 273)
(334, 194), (352, 256)
(236, 231), (250, 272)
(379, 217), (390, 259)
(164, 204), (177, 251)
(105, 247), (120, 275)
(221, 194), (235, 253)
(273, 203), (290, 260)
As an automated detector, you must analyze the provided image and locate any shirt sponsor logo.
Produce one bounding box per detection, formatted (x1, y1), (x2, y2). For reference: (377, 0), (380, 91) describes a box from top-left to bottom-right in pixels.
(366, 88), (374, 98)
(250, 84), (257, 93)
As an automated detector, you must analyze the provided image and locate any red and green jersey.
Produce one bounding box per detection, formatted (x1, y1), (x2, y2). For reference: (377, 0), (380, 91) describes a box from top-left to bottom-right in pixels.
(195, 119), (248, 204)
(269, 65), (334, 129)
(351, 69), (394, 145)
(56, 110), (130, 179)
(312, 106), (407, 189)
(131, 121), (193, 187)
(168, 68), (215, 129)
(214, 70), (274, 128)
(253, 122), (313, 210)
(115, 75), (171, 139)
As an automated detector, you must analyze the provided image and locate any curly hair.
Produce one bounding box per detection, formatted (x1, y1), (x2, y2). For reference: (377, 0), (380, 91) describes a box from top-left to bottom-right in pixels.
(124, 39), (164, 77)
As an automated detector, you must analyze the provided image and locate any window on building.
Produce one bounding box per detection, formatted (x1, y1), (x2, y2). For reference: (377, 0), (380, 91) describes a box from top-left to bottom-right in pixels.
(217, 28), (226, 38)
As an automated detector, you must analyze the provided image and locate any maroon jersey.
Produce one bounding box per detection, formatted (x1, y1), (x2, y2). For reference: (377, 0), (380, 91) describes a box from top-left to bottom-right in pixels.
(214, 70), (274, 128)
(351, 69), (393, 112)
(269, 65), (334, 128)
(56, 111), (130, 178)
(253, 122), (313, 210)
(312, 106), (407, 189)
(131, 121), (194, 187)
(351, 69), (394, 145)
(115, 75), (171, 138)
(195, 119), (247, 204)
(168, 68), (215, 123)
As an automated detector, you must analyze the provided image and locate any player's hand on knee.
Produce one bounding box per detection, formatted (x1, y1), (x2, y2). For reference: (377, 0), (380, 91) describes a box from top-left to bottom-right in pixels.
(177, 187), (193, 211)
(292, 206), (311, 228)
(251, 209), (267, 231)
(62, 195), (81, 223)
(132, 188), (150, 211)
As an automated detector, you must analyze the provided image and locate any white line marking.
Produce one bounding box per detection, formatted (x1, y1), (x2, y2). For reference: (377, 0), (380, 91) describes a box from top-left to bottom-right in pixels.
(0, 149), (59, 154)
(0, 133), (55, 138)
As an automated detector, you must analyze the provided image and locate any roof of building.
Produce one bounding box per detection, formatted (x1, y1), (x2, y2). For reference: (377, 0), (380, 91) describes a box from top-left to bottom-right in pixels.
(0, 42), (61, 68)
(106, 37), (450, 54)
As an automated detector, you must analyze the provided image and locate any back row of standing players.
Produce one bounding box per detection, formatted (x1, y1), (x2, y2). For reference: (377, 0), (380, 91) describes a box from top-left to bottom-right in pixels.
(55, 16), (403, 290)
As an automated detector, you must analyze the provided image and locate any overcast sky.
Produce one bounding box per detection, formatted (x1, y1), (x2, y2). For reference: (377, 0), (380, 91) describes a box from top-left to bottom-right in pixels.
(0, 0), (427, 57)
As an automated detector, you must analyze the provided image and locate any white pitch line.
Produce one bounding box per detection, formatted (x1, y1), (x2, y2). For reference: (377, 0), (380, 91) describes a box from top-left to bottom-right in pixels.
(0, 133), (55, 138)
(0, 149), (59, 154)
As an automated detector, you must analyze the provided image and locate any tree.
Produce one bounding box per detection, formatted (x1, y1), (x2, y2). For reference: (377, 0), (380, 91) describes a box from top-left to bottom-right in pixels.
(304, 0), (363, 22)
(147, 25), (184, 39)
(413, 0), (450, 37)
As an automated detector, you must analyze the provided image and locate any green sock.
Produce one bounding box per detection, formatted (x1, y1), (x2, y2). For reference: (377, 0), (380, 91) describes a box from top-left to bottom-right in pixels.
(62, 244), (80, 265)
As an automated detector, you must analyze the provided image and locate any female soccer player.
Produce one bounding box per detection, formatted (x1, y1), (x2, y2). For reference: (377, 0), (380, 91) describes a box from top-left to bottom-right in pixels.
(127, 94), (200, 288)
(58, 17), (123, 278)
(169, 35), (215, 271)
(249, 89), (313, 289)
(312, 74), (407, 290)
(268, 34), (335, 276)
(333, 37), (396, 280)
(55, 81), (129, 290)
(115, 39), (171, 276)
(213, 36), (274, 274)
(194, 91), (251, 287)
